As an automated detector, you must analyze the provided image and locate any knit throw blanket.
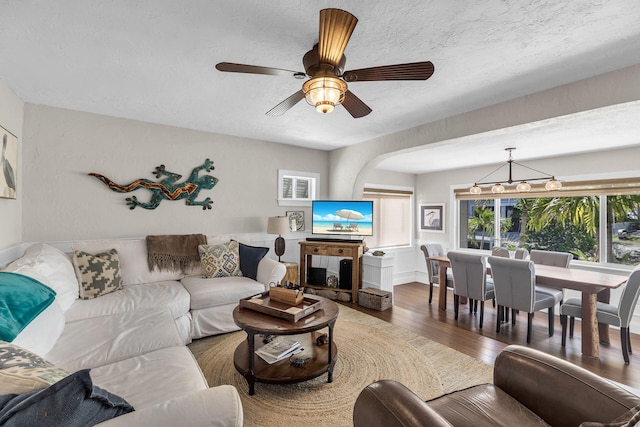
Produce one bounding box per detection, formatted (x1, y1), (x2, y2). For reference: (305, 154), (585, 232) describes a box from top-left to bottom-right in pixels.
(146, 234), (206, 272)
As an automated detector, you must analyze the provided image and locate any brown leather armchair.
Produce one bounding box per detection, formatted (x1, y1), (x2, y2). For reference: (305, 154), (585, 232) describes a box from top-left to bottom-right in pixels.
(353, 345), (640, 427)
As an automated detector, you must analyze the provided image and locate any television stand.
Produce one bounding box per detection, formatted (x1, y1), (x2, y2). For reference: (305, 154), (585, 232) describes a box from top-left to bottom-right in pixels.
(299, 240), (364, 303)
(306, 237), (363, 243)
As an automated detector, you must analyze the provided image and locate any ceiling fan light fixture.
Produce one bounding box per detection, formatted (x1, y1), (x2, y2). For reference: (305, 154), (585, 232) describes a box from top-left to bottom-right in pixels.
(303, 76), (347, 114)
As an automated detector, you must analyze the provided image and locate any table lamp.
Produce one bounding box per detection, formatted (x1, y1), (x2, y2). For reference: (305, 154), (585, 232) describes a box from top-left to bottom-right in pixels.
(267, 216), (290, 262)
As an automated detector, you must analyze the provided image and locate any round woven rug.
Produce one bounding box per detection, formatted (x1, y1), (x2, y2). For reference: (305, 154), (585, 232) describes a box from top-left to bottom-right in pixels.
(189, 305), (492, 427)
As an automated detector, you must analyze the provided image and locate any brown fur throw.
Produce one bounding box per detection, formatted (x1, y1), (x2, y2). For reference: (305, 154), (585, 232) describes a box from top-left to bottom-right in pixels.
(146, 234), (206, 272)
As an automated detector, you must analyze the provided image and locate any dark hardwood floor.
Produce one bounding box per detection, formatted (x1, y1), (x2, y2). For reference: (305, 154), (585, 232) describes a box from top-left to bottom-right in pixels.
(342, 282), (640, 388)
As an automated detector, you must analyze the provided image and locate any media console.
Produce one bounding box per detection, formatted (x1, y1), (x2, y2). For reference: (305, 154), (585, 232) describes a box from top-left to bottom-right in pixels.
(299, 240), (364, 303)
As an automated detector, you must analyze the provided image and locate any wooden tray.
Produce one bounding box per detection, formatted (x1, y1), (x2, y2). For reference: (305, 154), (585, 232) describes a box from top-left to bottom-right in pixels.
(239, 292), (323, 323)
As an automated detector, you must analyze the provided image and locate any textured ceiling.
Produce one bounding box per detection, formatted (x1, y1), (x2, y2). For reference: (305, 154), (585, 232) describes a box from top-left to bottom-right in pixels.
(1, 0), (640, 172)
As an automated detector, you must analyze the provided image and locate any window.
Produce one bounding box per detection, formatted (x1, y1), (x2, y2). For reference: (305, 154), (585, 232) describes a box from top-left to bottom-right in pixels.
(455, 178), (640, 266)
(363, 187), (413, 248)
(278, 170), (319, 206)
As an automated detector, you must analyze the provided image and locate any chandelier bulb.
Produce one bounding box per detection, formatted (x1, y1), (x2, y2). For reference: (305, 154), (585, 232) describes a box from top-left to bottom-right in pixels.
(516, 181), (532, 192)
(469, 184), (482, 195)
(545, 178), (562, 191)
(491, 183), (505, 194)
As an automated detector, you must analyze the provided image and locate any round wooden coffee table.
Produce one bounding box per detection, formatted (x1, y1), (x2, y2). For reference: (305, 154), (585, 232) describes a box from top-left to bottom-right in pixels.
(232, 294), (339, 395)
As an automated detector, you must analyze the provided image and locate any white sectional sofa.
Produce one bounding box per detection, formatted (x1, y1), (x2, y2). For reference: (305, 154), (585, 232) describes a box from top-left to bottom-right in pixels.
(0, 235), (286, 426)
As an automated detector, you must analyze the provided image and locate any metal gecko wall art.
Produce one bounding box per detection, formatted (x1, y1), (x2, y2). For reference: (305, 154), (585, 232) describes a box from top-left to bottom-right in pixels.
(89, 159), (219, 210)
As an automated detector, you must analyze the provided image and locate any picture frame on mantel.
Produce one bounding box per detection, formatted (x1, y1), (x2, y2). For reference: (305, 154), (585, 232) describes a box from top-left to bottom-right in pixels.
(420, 204), (445, 233)
(286, 210), (305, 232)
(0, 125), (17, 200)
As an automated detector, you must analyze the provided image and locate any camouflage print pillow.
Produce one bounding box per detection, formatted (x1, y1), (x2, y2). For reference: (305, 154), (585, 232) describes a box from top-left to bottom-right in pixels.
(73, 249), (123, 300)
(0, 341), (68, 394)
(198, 241), (242, 278)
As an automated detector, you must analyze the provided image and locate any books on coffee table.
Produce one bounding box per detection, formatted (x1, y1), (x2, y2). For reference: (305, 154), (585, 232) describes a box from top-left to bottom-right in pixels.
(255, 336), (301, 364)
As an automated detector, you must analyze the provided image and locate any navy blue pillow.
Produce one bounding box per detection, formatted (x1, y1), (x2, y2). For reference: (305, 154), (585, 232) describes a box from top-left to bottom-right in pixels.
(237, 242), (270, 281)
(0, 369), (133, 426)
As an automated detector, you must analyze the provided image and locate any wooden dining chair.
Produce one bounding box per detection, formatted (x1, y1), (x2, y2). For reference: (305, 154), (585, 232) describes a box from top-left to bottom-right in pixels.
(488, 256), (558, 343)
(560, 265), (640, 363)
(448, 251), (494, 328)
(420, 244), (453, 304)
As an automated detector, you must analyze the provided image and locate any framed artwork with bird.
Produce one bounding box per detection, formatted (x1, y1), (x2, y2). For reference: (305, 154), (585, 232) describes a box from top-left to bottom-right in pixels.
(0, 125), (17, 199)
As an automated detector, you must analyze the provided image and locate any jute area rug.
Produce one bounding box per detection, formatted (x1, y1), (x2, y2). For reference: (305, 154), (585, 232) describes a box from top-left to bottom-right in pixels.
(188, 305), (492, 427)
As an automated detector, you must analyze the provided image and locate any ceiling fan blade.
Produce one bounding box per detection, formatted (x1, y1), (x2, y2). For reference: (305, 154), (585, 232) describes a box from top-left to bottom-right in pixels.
(341, 90), (372, 118)
(342, 61), (435, 82)
(265, 90), (306, 116)
(318, 8), (358, 67)
(216, 62), (304, 78)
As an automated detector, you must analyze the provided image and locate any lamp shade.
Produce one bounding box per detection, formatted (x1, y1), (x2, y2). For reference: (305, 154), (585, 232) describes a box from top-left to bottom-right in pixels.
(267, 216), (290, 235)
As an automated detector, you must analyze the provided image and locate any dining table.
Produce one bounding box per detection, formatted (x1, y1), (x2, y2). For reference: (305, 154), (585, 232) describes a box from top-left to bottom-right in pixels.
(428, 255), (628, 358)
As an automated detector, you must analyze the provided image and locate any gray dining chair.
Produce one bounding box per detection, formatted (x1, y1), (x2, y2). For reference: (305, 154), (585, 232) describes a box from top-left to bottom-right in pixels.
(492, 247), (529, 259)
(420, 244), (454, 304)
(488, 256), (558, 343)
(448, 251), (494, 328)
(560, 265), (640, 364)
(530, 249), (572, 305)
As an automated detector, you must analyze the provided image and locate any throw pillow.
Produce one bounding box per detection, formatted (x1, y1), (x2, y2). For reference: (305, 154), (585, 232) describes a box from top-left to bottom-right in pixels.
(0, 369), (134, 426)
(73, 249), (123, 300)
(237, 241), (269, 281)
(198, 241), (243, 278)
(0, 341), (68, 395)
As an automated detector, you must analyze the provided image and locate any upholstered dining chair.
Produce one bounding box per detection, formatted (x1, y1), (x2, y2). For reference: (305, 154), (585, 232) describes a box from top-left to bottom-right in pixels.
(491, 247), (529, 259)
(488, 256), (559, 343)
(420, 244), (454, 304)
(560, 265), (640, 364)
(447, 251), (495, 328)
(530, 249), (572, 305)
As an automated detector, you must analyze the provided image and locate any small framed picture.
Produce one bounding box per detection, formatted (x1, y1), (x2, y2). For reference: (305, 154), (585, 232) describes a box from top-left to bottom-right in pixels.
(286, 211), (305, 231)
(420, 204), (445, 233)
(0, 125), (17, 200)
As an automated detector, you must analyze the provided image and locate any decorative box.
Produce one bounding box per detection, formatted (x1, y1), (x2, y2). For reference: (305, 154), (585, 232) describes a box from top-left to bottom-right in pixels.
(269, 286), (304, 305)
(358, 287), (392, 311)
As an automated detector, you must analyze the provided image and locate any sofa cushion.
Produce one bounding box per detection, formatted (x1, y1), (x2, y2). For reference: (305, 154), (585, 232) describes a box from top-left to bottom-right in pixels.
(12, 301), (65, 357)
(3, 243), (79, 312)
(0, 369), (133, 426)
(237, 242), (269, 281)
(90, 346), (208, 410)
(426, 384), (549, 427)
(72, 240), (184, 286)
(580, 405), (640, 427)
(64, 280), (190, 323)
(0, 341), (68, 395)
(74, 249), (123, 300)
(198, 241), (242, 278)
(45, 308), (183, 373)
(181, 276), (265, 310)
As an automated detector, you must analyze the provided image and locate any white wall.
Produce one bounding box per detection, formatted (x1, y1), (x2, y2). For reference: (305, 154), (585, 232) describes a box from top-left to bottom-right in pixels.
(20, 104), (329, 242)
(0, 79), (23, 250)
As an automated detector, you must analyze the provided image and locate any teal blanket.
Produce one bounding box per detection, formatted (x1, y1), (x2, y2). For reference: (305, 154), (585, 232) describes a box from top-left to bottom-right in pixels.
(0, 272), (56, 342)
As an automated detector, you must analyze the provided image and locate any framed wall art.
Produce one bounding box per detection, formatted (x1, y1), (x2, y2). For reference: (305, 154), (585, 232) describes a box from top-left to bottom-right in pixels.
(0, 125), (17, 199)
(286, 210), (305, 231)
(420, 204), (445, 233)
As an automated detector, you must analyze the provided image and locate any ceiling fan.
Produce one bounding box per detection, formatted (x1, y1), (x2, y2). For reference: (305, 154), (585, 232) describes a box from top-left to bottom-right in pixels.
(215, 8), (435, 118)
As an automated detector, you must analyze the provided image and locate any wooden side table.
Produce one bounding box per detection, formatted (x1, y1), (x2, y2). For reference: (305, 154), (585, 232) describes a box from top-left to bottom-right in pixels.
(281, 262), (298, 285)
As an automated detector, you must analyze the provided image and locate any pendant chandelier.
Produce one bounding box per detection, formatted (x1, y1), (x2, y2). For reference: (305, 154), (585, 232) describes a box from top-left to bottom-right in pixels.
(469, 148), (562, 195)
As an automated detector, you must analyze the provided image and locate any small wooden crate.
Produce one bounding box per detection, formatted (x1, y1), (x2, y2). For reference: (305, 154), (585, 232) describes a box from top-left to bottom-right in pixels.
(269, 286), (304, 305)
(358, 288), (392, 311)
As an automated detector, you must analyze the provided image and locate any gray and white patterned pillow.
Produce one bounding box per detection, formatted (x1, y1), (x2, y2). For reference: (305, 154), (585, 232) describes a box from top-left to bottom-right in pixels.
(198, 241), (242, 278)
(0, 341), (69, 394)
(73, 249), (123, 300)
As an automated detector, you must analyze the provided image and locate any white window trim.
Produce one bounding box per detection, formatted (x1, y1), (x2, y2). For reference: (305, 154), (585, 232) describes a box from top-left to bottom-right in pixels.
(277, 169), (320, 207)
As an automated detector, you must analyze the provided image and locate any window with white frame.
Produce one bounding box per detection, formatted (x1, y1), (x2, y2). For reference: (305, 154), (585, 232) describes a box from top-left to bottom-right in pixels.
(363, 186), (413, 248)
(278, 170), (319, 206)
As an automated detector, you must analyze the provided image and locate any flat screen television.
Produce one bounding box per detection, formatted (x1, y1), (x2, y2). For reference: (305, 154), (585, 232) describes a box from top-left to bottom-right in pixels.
(311, 200), (373, 236)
